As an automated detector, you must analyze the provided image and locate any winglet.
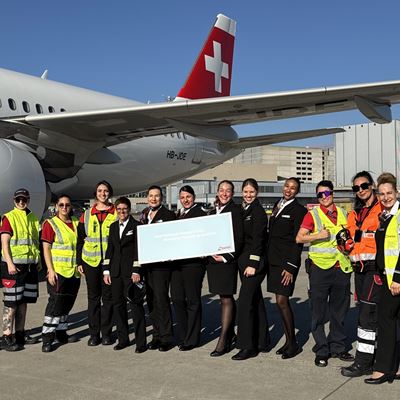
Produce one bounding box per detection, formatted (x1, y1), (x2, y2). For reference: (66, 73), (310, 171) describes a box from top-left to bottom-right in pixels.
(41, 69), (48, 80)
(175, 14), (236, 101)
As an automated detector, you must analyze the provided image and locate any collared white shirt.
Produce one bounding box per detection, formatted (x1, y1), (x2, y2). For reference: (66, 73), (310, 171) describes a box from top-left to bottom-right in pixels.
(119, 218), (129, 238)
(388, 200), (400, 216)
(216, 204), (228, 214)
(275, 198), (295, 217)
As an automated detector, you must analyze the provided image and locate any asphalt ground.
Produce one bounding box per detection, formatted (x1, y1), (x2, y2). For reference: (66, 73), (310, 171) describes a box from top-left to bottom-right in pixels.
(1, 252), (399, 400)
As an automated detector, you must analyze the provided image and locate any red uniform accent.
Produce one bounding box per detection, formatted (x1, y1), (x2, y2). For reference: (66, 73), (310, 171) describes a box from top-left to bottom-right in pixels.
(301, 205), (338, 231)
(41, 218), (75, 244)
(0, 216), (13, 236)
(177, 25), (234, 99)
(2, 279), (16, 288)
(79, 205), (115, 223)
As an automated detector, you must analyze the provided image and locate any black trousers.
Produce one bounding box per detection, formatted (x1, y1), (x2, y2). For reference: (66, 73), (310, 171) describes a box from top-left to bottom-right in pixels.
(42, 275), (80, 343)
(353, 267), (382, 368)
(236, 269), (269, 350)
(309, 264), (351, 357)
(82, 262), (113, 338)
(111, 275), (146, 348)
(374, 278), (400, 373)
(170, 263), (205, 347)
(145, 266), (173, 343)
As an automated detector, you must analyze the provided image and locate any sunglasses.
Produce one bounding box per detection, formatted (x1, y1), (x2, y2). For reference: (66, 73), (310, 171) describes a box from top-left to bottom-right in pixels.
(352, 182), (370, 193)
(317, 190), (333, 199)
(15, 197), (28, 203)
(58, 203), (71, 208)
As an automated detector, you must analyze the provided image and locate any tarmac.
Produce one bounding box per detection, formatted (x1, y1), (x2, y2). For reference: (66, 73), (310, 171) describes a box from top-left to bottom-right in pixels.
(1, 252), (399, 400)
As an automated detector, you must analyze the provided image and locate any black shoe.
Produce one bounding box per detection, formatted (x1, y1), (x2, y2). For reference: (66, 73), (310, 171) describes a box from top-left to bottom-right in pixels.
(1, 335), (21, 352)
(159, 343), (173, 352)
(210, 348), (227, 357)
(56, 332), (78, 344)
(315, 355), (329, 367)
(135, 345), (148, 354)
(42, 343), (54, 353)
(178, 344), (196, 351)
(281, 345), (302, 360)
(275, 344), (288, 355)
(341, 363), (372, 377)
(101, 336), (113, 346)
(148, 340), (160, 350)
(364, 374), (394, 384)
(231, 349), (259, 361)
(331, 351), (354, 362)
(113, 342), (129, 351)
(87, 336), (101, 346)
(15, 330), (39, 345)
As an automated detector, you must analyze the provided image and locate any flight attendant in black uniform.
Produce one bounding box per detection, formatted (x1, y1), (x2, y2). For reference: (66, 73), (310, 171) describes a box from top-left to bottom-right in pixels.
(267, 177), (307, 359)
(232, 178), (269, 361)
(140, 185), (175, 352)
(206, 180), (244, 357)
(171, 185), (206, 351)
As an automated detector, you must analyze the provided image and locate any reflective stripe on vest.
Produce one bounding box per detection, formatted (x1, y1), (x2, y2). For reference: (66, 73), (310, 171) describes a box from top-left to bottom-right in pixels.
(383, 211), (400, 288)
(308, 206), (352, 273)
(48, 216), (80, 278)
(3, 208), (40, 264)
(82, 208), (117, 267)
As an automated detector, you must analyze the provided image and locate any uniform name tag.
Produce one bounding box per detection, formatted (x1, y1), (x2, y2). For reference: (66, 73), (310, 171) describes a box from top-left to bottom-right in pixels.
(281, 215), (290, 218)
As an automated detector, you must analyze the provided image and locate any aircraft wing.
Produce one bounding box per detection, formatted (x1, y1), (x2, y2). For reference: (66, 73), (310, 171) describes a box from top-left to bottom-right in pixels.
(11, 80), (400, 145)
(232, 128), (345, 149)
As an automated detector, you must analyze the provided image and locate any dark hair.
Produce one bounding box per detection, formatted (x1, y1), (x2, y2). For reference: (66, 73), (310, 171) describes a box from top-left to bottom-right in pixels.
(147, 185), (163, 199)
(94, 180), (113, 198)
(242, 178), (258, 192)
(217, 180), (235, 193)
(377, 172), (397, 190)
(55, 194), (73, 218)
(352, 171), (375, 209)
(352, 170), (374, 186)
(115, 196), (131, 210)
(316, 180), (334, 192)
(179, 185), (195, 197)
(286, 177), (301, 193)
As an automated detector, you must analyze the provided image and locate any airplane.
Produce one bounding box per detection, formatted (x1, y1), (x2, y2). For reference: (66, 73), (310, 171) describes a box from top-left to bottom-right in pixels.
(1, 13), (400, 216)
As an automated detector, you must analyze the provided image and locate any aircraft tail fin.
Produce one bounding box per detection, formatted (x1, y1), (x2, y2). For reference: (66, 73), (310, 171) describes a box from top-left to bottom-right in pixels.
(175, 14), (236, 101)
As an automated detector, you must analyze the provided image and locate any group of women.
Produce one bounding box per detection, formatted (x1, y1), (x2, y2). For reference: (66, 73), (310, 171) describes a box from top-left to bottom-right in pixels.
(21, 172), (400, 380)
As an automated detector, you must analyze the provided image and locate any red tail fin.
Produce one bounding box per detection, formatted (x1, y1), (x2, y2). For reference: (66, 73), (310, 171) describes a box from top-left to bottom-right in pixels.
(176, 14), (236, 100)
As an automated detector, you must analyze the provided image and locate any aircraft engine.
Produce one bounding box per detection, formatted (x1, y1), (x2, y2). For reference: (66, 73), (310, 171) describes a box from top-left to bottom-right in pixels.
(0, 140), (47, 217)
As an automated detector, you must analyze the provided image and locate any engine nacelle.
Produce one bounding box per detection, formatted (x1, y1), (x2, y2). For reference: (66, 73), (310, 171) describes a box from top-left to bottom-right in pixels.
(0, 140), (47, 217)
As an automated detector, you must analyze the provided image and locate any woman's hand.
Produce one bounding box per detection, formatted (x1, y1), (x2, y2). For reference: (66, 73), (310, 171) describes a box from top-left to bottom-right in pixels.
(131, 273), (141, 283)
(244, 266), (256, 277)
(281, 269), (293, 286)
(7, 262), (18, 275)
(212, 255), (224, 262)
(390, 281), (400, 296)
(103, 275), (111, 285)
(77, 265), (85, 276)
(47, 269), (58, 286)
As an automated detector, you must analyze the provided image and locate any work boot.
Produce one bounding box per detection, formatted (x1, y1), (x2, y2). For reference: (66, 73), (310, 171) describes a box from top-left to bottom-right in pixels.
(341, 363), (372, 377)
(15, 330), (39, 346)
(56, 330), (78, 344)
(1, 334), (21, 351)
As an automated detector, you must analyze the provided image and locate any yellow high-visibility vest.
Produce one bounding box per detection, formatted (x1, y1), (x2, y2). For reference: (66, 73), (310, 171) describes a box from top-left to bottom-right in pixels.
(47, 216), (80, 278)
(383, 210), (400, 288)
(81, 208), (116, 267)
(308, 206), (352, 273)
(3, 208), (39, 264)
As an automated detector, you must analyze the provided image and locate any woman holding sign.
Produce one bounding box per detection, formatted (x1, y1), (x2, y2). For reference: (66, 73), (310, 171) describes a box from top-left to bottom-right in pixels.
(171, 185), (206, 351)
(140, 185), (175, 352)
(206, 180), (244, 357)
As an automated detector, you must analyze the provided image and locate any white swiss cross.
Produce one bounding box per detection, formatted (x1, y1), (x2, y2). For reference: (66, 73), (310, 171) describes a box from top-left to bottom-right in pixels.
(205, 40), (229, 93)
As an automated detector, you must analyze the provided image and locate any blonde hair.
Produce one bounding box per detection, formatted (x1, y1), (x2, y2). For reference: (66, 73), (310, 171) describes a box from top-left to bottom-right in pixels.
(377, 172), (397, 190)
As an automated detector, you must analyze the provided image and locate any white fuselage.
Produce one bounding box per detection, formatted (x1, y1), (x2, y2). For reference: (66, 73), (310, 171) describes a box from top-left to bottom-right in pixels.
(0, 68), (240, 200)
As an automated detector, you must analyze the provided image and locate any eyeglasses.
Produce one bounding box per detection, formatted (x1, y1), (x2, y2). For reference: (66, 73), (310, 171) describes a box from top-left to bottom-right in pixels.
(58, 203), (71, 208)
(116, 207), (129, 212)
(317, 190), (333, 199)
(352, 182), (370, 193)
(15, 197), (28, 203)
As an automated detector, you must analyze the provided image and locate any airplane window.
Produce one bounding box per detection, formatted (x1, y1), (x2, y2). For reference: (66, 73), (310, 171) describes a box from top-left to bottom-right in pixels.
(48, 106), (55, 113)
(0, 99), (2, 108)
(60, 108), (66, 112)
(22, 101), (30, 113)
(8, 98), (16, 110)
(36, 104), (43, 114)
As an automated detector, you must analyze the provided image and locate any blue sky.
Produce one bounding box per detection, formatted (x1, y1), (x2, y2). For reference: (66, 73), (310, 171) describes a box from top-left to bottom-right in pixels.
(2, 1), (400, 146)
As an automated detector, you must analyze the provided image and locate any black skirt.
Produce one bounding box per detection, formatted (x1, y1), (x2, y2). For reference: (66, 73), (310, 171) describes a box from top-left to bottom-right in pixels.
(206, 262), (238, 295)
(267, 264), (298, 297)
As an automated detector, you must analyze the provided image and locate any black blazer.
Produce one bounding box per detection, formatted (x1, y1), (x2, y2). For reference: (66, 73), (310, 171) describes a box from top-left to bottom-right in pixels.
(267, 198), (307, 275)
(176, 204), (207, 267)
(239, 198), (268, 272)
(103, 216), (140, 278)
(208, 200), (244, 264)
